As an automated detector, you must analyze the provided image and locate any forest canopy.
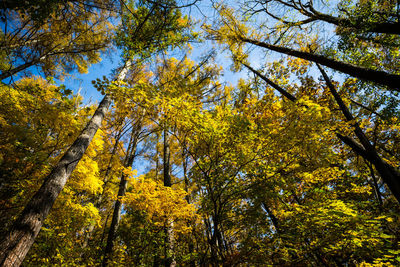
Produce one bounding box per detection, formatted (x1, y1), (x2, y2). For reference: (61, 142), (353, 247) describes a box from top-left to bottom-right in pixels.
(1, 0), (400, 266)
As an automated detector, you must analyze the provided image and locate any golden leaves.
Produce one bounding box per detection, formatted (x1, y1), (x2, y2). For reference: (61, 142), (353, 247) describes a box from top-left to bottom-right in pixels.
(125, 177), (197, 234)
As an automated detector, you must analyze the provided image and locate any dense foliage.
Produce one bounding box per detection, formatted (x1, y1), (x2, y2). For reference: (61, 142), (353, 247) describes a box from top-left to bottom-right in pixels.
(1, 0), (400, 266)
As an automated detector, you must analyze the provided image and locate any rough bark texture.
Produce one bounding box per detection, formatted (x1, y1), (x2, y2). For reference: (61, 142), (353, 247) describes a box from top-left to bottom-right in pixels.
(240, 37), (400, 92)
(0, 94), (111, 267)
(0, 60), (131, 267)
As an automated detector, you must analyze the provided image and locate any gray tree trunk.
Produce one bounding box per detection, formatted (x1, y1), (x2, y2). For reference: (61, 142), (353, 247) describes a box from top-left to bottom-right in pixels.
(0, 60), (131, 267)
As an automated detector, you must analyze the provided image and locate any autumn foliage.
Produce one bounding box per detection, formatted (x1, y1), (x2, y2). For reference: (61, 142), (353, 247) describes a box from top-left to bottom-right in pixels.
(1, 0), (400, 266)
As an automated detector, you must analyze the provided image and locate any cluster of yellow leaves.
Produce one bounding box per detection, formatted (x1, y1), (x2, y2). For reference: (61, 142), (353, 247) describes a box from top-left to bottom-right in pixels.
(0, 77), (85, 210)
(125, 177), (197, 234)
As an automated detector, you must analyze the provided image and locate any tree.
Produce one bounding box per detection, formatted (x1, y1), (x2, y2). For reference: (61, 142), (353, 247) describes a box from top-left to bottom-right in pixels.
(0, 0), (117, 81)
(205, 4), (400, 205)
(102, 108), (146, 266)
(0, 76), (88, 238)
(0, 61), (129, 266)
(205, 6), (400, 91)
(245, 0), (400, 35)
(0, 0), (197, 264)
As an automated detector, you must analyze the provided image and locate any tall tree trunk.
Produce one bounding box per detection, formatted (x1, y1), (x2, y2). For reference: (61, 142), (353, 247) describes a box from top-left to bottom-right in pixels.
(182, 145), (195, 267)
(0, 60), (131, 267)
(368, 163), (384, 208)
(155, 131), (160, 180)
(163, 127), (176, 267)
(239, 37), (400, 91)
(102, 118), (142, 267)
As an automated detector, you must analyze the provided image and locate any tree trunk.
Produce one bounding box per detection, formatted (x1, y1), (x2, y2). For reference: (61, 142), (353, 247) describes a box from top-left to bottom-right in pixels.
(102, 118), (141, 267)
(243, 61), (400, 204)
(0, 60), (131, 267)
(0, 58), (41, 81)
(163, 127), (176, 267)
(242, 62), (297, 101)
(182, 145), (196, 267)
(299, 7), (400, 35)
(317, 64), (400, 203)
(240, 37), (400, 92)
(0, 94), (111, 266)
(82, 126), (125, 249)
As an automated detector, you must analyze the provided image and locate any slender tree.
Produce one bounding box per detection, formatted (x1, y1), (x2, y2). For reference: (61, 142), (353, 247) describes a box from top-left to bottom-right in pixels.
(102, 112), (145, 266)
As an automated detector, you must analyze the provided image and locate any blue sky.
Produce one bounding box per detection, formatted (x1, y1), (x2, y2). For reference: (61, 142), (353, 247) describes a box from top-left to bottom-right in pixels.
(60, 55), (120, 105)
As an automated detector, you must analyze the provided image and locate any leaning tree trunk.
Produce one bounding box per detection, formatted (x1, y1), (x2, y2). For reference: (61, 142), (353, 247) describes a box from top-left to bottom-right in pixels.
(317, 64), (400, 203)
(0, 58), (42, 81)
(242, 61), (400, 204)
(0, 60), (131, 267)
(239, 37), (400, 92)
(82, 124), (126, 249)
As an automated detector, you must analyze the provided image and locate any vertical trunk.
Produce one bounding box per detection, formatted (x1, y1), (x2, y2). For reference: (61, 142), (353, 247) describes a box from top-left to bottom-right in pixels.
(102, 121), (141, 266)
(155, 132), (160, 180)
(163, 128), (171, 188)
(209, 214), (224, 266)
(368, 163), (384, 208)
(153, 132), (161, 267)
(212, 213), (226, 263)
(163, 127), (176, 267)
(0, 60), (131, 267)
(182, 146), (196, 267)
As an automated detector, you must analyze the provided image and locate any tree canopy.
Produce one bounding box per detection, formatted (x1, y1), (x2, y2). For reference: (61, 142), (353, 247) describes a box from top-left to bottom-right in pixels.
(1, 0), (400, 266)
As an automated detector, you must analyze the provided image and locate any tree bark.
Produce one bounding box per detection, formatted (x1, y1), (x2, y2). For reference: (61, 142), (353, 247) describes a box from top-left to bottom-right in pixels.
(0, 60), (131, 267)
(240, 37), (400, 92)
(262, 0), (400, 35)
(163, 127), (176, 267)
(102, 117), (142, 267)
(0, 59), (41, 81)
(242, 62), (297, 101)
(82, 125), (125, 249)
(182, 145), (196, 267)
(0, 94), (111, 267)
(299, 6), (400, 35)
(317, 64), (400, 203)
(243, 61), (400, 204)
